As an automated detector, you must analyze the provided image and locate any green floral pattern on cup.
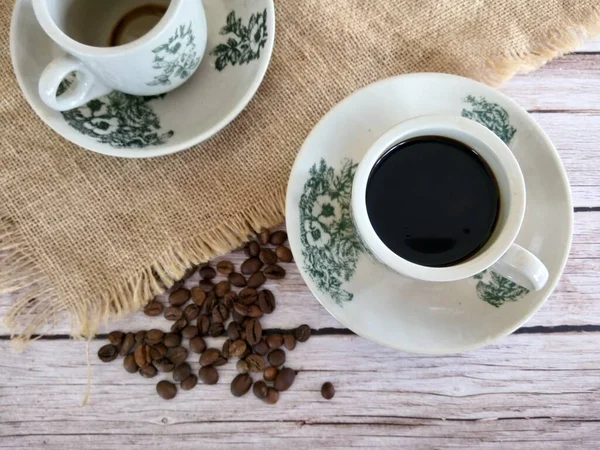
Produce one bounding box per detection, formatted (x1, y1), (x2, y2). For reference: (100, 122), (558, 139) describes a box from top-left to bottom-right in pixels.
(210, 10), (268, 71)
(472, 270), (529, 307)
(147, 22), (201, 86)
(299, 159), (364, 305)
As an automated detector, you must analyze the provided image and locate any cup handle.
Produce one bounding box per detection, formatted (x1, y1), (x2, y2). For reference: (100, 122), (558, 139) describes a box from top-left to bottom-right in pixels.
(490, 244), (549, 291)
(38, 54), (112, 111)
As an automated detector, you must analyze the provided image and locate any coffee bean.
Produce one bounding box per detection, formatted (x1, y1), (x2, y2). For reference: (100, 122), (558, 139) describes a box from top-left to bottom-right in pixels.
(253, 380), (269, 400)
(189, 336), (207, 354)
(222, 291), (238, 307)
(181, 266), (197, 281)
(197, 315), (210, 336)
(169, 288), (190, 306)
(199, 279), (214, 292)
(321, 382), (335, 399)
(275, 246), (293, 263)
(156, 380), (177, 400)
(199, 265), (216, 280)
(173, 362), (192, 382)
(150, 343), (168, 360)
(246, 240), (261, 257)
(134, 344), (152, 367)
(164, 306), (183, 321)
(182, 325), (199, 339)
(108, 331), (124, 346)
(259, 248), (278, 265)
(284, 334), (296, 351)
(270, 231), (288, 246)
(199, 348), (221, 366)
(241, 257), (263, 275)
(231, 374), (252, 397)
(236, 359), (250, 374)
(170, 318), (188, 333)
(139, 364), (157, 378)
(245, 318), (262, 345)
(145, 329), (164, 345)
(154, 358), (175, 373)
(229, 339), (248, 358)
(246, 354), (266, 373)
(247, 272), (266, 289)
(232, 309), (246, 324)
(163, 332), (181, 348)
(239, 287), (258, 305)
(191, 287), (207, 306)
(123, 353), (138, 373)
(213, 354), (228, 367)
(295, 324), (311, 342)
(266, 333), (283, 349)
(264, 387), (280, 404)
(275, 367), (296, 391)
(167, 346), (188, 365)
(198, 365), (219, 384)
(264, 366), (279, 382)
(183, 303), (200, 321)
(259, 229), (270, 246)
(212, 304), (230, 323)
(258, 290), (276, 314)
(98, 344), (118, 362)
(247, 305), (263, 318)
(268, 349), (286, 367)
(228, 272), (247, 288)
(264, 264), (286, 280)
(144, 300), (164, 317)
(233, 302), (249, 317)
(181, 374), (198, 391)
(225, 322), (240, 340)
(253, 338), (270, 356)
(119, 332), (135, 356)
(209, 321), (225, 337)
(135, 330), (146, 343)
(201, 292), (218, 314)
(216, 260), (234, 275)
(214, 280), (231, 298)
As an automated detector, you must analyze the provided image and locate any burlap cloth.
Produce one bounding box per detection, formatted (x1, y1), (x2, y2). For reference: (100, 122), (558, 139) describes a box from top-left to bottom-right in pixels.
(1, 0), (598, 343)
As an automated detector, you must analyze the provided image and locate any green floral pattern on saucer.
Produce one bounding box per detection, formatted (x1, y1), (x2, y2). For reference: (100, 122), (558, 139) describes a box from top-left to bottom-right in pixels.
(210, 10), (268, 71)
(299, 159), (364, 305)
(147, 22), (201, 86)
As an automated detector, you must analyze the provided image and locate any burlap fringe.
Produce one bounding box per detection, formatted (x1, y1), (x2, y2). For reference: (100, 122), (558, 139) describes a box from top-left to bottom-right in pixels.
(2, 187), (286, 346)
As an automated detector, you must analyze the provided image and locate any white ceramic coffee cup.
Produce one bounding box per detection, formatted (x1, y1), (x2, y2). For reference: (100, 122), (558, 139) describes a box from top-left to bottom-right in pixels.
(352, 114), (549, 291)
(33, 0), (207, 111)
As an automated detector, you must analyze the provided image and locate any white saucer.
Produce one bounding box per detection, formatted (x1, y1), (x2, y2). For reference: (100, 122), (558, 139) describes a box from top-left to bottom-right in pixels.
(10, 0), (275, 158)
(285, 73), (573, 354)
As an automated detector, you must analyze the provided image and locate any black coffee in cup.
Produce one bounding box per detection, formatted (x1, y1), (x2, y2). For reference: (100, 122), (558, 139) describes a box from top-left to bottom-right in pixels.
(365, 136), (500, 267)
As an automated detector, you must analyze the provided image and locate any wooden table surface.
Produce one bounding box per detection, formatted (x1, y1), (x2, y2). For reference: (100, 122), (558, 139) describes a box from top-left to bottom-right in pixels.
(2, 38), (600, 449)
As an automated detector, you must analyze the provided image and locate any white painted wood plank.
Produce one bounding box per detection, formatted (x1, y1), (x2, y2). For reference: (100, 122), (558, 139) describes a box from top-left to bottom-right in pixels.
(578, 36), (600, 52)
(0, 334), (598, 448)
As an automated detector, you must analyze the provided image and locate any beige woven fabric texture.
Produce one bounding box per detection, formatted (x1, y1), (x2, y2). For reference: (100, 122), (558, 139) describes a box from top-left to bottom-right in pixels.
(1, 0), (599, 341)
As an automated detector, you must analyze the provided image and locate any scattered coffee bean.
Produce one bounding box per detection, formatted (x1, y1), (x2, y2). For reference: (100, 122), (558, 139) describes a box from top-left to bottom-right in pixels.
(270, 230), (287, 245)
(246, 240), (261, 257)
(156, 380), (177, 400)
(266, 333), (283, 349)
(321, 382), (335, 400)
(139, 364), (157, 378)
(229, 339), (247, 358)
(123, 353), (138, 373)
(163, 332), (181, 348)
(264, 264), (285, 280)
(222, 291), (238, 307)
(233, 302), (249, 317)
(245, 318), (262, 345)
(212, 304), (230, 323)
(215, 280), (231, 297)
(150, 343), (167, 360)
(283, 334), (297, 351)
(182, 325), (199, 339)
(264, 387), (280, 404)
(199, 348), (221, 366)
(216, 260), (234, 275)
(239, 287), (258, 305)
(199, 279), (214, 292)
(108, 331), (124, 346)
(295, 324), (311, 342)
(236, 359), (250, 374)
(264, 366), (279, 382)
(198, 365), (219, 385)
(246, 354), (266, 373)
(135, 330), (146, 343)
(241, 257), (263, 275)
(247, 271), (266, 289)
(228, 272), (247, 288)
(189, 336), (207, 354)
(169, 288), (190, 306)
(181, 374), (198, 391)
(134, 344), (152, 367)
(209, 321), (225, 337)
(253, 338), (270, 356)
(258, 290), (276, 314)
(164, 306), (183, 321)
(190, 287), (207, 306)
(98, 344), (119, 362)
(145, 329), (164, 345)
(259, 229), (270, 246)
(170, 318), (188, 333)
(231, 374), (253, 397)
(183, 304), (200, 321)
(253, 380), (269, 400)
(199, 265), (216, 280)
(259, 248), (278, 265)
(167, 346), (188, 365)
(232, 309), (246, 324)
(275, 245), (293, 263)
(119, 332), (135, 356)
(197, 315), (210, 336)
(213, 354), (228, 366)
(227, 322), (242, 340)
(268, 349), (286, 367)
(247, 304), (263, 318)
(275, 367), (296, 391)
(173, 362), (192, 382)
(154, 358), (175, 373)
(144, 300), (164, 317)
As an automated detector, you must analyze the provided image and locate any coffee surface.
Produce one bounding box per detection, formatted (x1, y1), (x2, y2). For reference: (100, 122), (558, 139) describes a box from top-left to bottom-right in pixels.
(366, 136), (499, 267)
